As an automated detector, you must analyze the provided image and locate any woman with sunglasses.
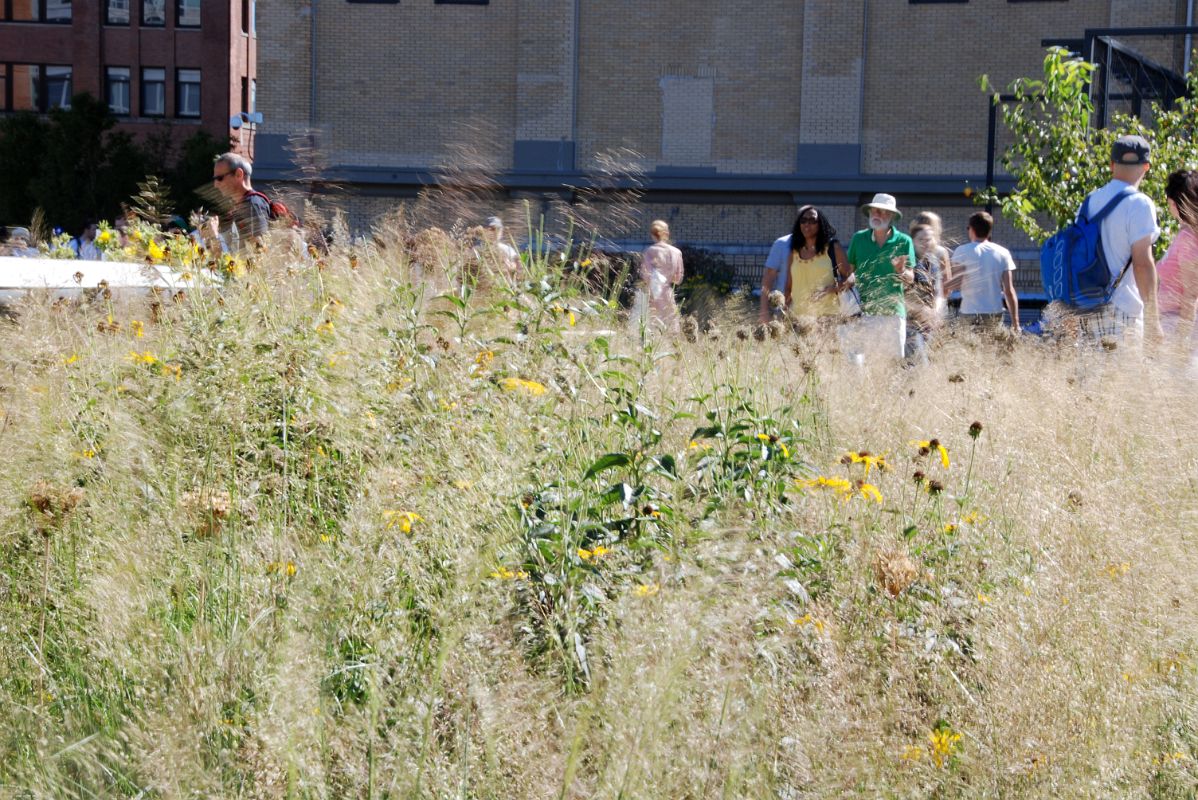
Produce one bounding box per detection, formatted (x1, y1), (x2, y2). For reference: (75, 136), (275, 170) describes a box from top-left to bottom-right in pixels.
(783, 205), (853, 320)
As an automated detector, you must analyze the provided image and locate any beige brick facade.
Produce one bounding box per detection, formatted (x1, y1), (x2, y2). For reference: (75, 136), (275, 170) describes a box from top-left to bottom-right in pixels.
(257, 0), (1191, 265)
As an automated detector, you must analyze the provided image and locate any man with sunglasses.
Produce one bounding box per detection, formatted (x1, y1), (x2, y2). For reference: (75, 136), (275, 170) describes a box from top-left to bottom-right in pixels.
(209, 152), (271, 251)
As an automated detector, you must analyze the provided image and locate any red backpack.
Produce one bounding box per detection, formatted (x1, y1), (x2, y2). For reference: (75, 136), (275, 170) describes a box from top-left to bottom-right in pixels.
(244, 190), (297, 226)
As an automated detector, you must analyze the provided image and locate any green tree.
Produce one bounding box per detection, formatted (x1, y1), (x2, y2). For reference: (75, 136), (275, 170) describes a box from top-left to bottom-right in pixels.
(0, 113), (49, 225)
(28, 93), (146, 233)
(983, 46), (1198, 255)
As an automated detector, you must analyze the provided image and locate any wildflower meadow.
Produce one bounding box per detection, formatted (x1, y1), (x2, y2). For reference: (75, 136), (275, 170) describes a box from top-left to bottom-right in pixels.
(1, 211), (1197, 798)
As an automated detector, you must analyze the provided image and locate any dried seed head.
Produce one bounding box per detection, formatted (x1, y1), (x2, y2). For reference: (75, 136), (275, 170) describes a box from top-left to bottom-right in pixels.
(873, 548), (919, 598)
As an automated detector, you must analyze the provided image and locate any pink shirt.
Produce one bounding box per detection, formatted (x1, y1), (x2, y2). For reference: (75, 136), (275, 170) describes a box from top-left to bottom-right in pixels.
(640, 242), (684, 285)
(1157, 226), (1198, 316)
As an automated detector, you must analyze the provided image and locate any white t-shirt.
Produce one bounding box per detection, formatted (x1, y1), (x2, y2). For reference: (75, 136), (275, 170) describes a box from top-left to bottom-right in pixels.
(951, 240), (1017, 315)
(764, 234), (792, 293)
(1083, 179), (1160, 318)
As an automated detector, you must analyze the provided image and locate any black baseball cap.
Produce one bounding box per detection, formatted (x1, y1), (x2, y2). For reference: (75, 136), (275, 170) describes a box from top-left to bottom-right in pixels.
(1111, 134), (1151, 165)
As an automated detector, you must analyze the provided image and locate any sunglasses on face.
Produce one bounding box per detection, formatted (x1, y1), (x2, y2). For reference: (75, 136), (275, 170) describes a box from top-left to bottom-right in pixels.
(212, 171), (233, 182)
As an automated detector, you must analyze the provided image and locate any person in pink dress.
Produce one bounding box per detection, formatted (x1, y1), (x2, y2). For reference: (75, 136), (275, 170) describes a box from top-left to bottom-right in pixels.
(1159, 169), (1198, 347)
(638, 220), (685, 332)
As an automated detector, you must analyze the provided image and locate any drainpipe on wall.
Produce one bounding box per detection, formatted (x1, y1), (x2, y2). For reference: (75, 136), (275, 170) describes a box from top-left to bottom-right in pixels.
(571, 0), (579, 170)
(1185, 0), (1194, 77)
(309, 0), (318, 126)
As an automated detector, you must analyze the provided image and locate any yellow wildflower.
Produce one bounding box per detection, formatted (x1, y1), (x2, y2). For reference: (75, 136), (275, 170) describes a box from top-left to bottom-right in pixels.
(1105, 562), (1131, 578)
(798, 475), (853, 495)
(928, 726), (962, 768)
(131, 230), (143, 242)
(900, 745), (924, 762)
(499, 377), (547, 396)
(843, 451), (889, 475)
(73, 449), (97, 460)
(912, 438), (950, 469)
(131, 320), (144, 338)
(962, 510), (986, 525)
(634, 583), (660, 597)
(580, 258), (592, 267)
(147, 241), (165, 262)
(855, 481), (883, 504)
(791, 613), (825, 633)
(266, 561), (297, 577)
(976, 592), (990, 604)
(315, 320), (335, 335)
(160, 363), (182, 381)
(688, 440), (712, 451)
(452, 479), (473, 490)
(384, 510), (422, 533)
(95, 229), (114, 245)
(127, 350), (158, 366)
(320, 534), (334, 543)
(489, 566), (529, 580)
(62, 353), (80, 366)
(944, 523), (958, 535)
(578, 545), (610, 561)
(474, 350), (495, 368)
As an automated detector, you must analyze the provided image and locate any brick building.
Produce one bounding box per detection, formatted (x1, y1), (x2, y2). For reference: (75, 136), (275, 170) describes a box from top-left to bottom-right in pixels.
(0, 0), (258, 152)
(254, 0), (1194, 284)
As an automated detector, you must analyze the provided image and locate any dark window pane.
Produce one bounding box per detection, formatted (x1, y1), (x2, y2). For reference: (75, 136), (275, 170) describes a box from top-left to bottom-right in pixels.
(177, 68), (200, 117)
(142, 0), (165, 25)
(46, 66), (71, 109)
(0, 66), (8, 113)
(142, 67), (165, 115)
(46, 0), (72, 22)
(107, 67), (130, 114)
(106, 0), (130, 23)
(177, 0), (199, 26)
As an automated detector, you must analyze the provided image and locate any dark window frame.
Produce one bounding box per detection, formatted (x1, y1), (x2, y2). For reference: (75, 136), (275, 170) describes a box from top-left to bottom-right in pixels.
(141, 0), (165, 26)
(106, 65), (131, 116)
(175, 0), (200, 27)
(2, 0), (74, 23)
(104, 0), (130, 25)
(175, 67), (200, 118)
(908, 0), (968, 4)
(140, 66), (165, 117)
(0, 62), (71, 112)
(345, 0), (399, 4)
(434, 0), (489, 4)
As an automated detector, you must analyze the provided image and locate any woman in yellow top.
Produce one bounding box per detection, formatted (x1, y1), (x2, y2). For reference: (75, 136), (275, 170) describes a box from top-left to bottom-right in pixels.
(784, 205), (852, 318)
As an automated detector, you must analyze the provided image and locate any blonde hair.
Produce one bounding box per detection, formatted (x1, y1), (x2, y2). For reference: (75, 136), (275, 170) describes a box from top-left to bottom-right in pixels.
(649, 220), (670, 242)
(910, 211), (942, 237)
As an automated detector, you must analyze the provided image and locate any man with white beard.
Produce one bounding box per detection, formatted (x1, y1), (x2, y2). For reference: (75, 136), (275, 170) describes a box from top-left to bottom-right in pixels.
(842, 193), (916, 362)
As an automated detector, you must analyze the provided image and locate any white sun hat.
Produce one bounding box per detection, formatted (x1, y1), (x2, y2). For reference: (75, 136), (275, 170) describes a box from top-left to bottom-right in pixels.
(860, 193), (902, 219)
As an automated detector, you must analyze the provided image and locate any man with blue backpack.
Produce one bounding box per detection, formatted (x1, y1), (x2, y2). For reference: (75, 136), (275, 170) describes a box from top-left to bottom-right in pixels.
(1042, 134), (1162, 345)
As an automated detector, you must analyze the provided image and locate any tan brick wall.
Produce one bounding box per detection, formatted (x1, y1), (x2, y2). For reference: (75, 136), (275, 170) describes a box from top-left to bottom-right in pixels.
(861, 0), (1186, 176)
(799, 1), (864, 147)
(576, 1), (803, 174)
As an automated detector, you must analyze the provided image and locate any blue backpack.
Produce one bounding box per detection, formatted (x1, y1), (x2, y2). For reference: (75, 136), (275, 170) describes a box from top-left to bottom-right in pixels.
(1039, 187), (1137, 309)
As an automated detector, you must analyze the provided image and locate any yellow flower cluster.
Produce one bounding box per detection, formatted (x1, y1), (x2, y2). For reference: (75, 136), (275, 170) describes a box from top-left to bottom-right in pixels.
(928, 726), (962, 768)
(577, 545), (610, 561)
(791, 613), (825, 633)
(489, 566), (529, 580)
(127, 350), (158, 366)
(796, 475), (883, 504)
(384, 510), (422, 533)
(842, 450), (888, 475)
(634, 583), (660, 597)
(499, 377), (547, 396)
(266, 561), (297, 577)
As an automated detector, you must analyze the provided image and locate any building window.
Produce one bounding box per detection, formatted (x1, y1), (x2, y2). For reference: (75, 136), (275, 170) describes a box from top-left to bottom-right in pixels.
(250, 78), (256, 113)
(142, 0), (165, 25)
(176, 0), (199, 26)
(46, 65), (71, 109)
(11, 65), (39, 110)
(4, 0), (73, 21)
(105, 0), (129, 23)
(141, 67), (165, 116)
(176, 68), (200, 117)
(106, 66), (131, 115)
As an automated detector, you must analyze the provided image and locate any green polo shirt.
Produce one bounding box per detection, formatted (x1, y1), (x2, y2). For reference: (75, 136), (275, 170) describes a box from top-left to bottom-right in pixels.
(846, 227), (915, 317)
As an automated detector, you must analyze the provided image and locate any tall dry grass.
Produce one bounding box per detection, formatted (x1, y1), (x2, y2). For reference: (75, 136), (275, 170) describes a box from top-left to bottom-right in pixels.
(0, 217), (1196, 799)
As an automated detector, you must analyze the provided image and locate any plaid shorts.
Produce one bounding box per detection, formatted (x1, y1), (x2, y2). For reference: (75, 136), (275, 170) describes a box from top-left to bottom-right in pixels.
(1074, 306), (1143, 342)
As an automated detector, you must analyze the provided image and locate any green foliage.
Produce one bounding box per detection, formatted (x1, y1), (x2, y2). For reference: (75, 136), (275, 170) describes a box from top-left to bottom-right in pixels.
(0, 92), (227, 233)
(983, 47), (1198, 252)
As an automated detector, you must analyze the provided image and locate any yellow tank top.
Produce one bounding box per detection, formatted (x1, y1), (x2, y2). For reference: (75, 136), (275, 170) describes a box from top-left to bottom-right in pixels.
(788, 249), (839, 317)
